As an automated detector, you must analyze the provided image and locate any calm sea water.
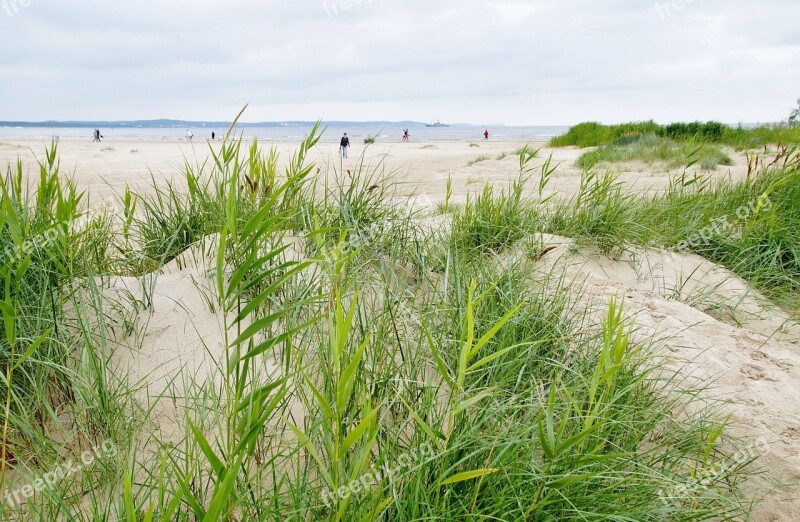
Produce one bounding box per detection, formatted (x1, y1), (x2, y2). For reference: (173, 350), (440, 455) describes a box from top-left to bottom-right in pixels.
(0, 125), (569, 142)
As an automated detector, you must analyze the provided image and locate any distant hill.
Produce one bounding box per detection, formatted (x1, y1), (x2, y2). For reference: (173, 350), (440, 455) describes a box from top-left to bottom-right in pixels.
(0, 120), (431, 129)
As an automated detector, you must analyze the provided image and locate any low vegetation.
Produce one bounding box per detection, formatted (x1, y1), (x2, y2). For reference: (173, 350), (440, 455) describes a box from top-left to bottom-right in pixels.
(496, 146), (532, 161)
(466, 155), (490, 166)
(576, 134), (734, 170)
(2, 120), (798, 520)
(546, 145), (800, 309)
(551, 120), (800, 150)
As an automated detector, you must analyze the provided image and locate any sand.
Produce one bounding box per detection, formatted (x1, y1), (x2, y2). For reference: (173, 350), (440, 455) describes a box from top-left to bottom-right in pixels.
(0, 137), (752, 207)
(1, 138), (796, 520)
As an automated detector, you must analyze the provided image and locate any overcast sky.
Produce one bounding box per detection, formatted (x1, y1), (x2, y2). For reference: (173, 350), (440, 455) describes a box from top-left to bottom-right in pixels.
(1, 0), (799, 125)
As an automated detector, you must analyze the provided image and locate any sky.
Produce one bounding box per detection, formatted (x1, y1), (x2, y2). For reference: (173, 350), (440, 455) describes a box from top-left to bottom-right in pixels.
(1, 0), (799, 125)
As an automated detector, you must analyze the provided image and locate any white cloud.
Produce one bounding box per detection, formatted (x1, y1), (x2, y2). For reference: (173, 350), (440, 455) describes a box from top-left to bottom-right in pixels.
(0, 0), (798, 123)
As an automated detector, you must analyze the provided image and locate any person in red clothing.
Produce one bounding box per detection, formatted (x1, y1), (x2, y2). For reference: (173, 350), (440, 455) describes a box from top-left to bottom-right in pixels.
(484, 129), (489, 140)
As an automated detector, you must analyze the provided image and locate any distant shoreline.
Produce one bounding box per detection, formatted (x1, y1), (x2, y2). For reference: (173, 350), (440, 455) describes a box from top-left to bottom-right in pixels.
(0, 125), (569, 143)
(0, 120), (544, 129)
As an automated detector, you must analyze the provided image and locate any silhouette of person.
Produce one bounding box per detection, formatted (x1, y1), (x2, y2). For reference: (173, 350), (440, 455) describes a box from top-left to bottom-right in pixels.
(340, 133), (350, 158)
(212, 132), (216, 140)
(484, 129), (489, 140)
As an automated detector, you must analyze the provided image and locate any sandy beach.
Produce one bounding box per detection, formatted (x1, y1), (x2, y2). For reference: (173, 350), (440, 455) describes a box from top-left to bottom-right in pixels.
(0, 137), (753, 207)
(1, 137), (797, 521)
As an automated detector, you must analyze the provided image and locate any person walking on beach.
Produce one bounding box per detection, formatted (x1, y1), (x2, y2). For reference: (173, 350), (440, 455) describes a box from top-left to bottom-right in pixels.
(93, 129), (103, 142)
(340, 133), (350, 158)
(484, 129), (489, 140)
(211, 131), (216, 140)
(402, 129), (409, 142)
(186, 129), (194, 141)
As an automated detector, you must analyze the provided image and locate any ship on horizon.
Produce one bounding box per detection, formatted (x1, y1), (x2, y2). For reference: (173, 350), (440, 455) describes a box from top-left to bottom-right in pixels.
(426, 120), (450, 128)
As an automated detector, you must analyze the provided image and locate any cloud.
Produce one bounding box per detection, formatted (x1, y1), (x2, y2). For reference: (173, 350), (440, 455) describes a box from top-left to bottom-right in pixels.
(1, 0), (798, 123)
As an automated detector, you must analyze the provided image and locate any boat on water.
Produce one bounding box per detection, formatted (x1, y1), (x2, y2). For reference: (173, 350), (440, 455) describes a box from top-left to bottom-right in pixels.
(426, 120), (450, 128)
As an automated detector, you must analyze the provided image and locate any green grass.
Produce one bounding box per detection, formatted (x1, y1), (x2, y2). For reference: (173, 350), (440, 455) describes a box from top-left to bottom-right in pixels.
(550, 121), (663, 148)
(544, 146), (800, 309)
(0, 143), (134, 510)
(466, 155), (490, 167)
(576, 134), (735, 170)
(552, 120), (800, 150)
(451, 178), (530, 254)
(0, 121), (777, 520)
(496, 147), (531, 161)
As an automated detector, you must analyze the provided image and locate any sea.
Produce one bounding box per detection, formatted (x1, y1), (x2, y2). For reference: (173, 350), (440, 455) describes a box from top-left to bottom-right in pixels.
(0, 125), (569, 143)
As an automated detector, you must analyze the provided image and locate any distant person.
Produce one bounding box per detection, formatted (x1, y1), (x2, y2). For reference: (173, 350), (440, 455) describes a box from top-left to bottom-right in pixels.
(402, 129), (409, 142)
(211, 131), (216, 140)
(186, 129), (193, 141)
(484, 129), (489, 140)
(93, 129), (103, 142)
(340, 133), (350, 158)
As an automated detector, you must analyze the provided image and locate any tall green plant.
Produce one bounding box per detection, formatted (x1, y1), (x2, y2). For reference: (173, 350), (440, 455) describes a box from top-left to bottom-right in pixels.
(166, 125), (323, 519)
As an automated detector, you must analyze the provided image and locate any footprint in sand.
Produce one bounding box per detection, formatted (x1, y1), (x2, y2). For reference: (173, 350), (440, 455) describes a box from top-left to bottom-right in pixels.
(740, 364), (778, 382)
(750, 351), (794, 372)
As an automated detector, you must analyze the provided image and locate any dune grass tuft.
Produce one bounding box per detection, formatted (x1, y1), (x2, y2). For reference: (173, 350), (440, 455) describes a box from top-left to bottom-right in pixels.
(576, 134), (734, 170)
(466, 155), (490, 167)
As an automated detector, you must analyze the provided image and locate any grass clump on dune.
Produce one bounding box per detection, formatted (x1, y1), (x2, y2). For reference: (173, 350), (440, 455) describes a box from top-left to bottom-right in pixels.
(576, 134), (734, 170)
(552, 120), (800, 150)
(550, 121), (664, 148)
(466, 155), (490, 166)
(0, 143), (133, 513)
(451, 178), (530, 254)
(496, 146), (534, 161)
(544, 145), (800, 309)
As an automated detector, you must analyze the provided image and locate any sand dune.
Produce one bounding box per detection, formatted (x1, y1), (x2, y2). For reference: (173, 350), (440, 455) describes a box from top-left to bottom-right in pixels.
(2, 138), (796, 519)
(534, 237), (800, 521)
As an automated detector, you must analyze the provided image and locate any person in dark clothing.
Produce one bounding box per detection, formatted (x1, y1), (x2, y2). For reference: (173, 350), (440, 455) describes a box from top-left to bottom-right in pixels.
(340, 133), (350, 158)
(212, 132), (216, 140)
(484, 129), (489, 140)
